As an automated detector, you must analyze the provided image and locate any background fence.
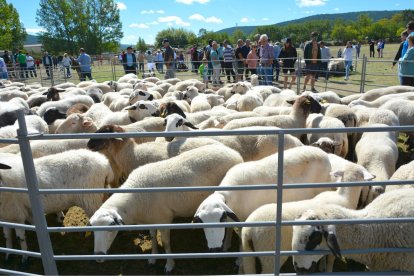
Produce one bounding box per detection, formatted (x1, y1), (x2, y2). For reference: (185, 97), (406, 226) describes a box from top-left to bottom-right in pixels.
(0, 110), (413, 275)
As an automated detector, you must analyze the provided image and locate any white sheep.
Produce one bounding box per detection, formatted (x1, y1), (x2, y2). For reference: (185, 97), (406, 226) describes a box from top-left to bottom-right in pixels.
(55, 113), (98, 134)
(306, 113), (348, 157)
(355, 123), (398, 181)
(359, 85), (414, 102)
(0, 115), (49, 147)
(88, 144), (243, 273)
(241, 162), (375, 274)
(263, 89), (297, 107)
(0, 149), (114, 261)
(292, 188), (414, 273)
(36, 95), (95, 118)
(348, 92), (414, 108)
(193, 146), (333, 252)
(385, 160), (414, 192)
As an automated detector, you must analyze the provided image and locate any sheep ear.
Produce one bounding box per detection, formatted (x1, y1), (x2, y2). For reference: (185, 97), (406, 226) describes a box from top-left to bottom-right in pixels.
(363, 171), (375, 181)
(311, 141), (320, 147)
(330, 170), (344, 178)
(192, 216), (202, 223)
(176, 119), (184, 127)
(184, 121), (198, 129)
(163, 118), (167, 126)
(124, 105), (137, 111)
(42, 91), (49, 95)
(0, 163), (12, 170)
(225, 211), (240, 222)
(305, 230), (323, 250)
(113, 217), (125, 225)
(56, 88), (65, 92)
(324, 226), (342, 259)
(82, 119), (94, 127)
(286, 99), (295, 105)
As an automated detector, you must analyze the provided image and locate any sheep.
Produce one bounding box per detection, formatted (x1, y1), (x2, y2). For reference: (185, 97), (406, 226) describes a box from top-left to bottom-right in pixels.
(263, 89), (297, 107)
(241, 162), (376, 274)
(0, 149), (114, 262)
(355, 123), (398, 182)
(250, 85), (281, 101)
(223, 96), (321, 142)
(36, 95), (95, 118)
(306, 113), (348, 157)
(348, 92), (414, 108)
(340, 93), (362, 105)
(117, 73), (139, 84)
(253, 105), (292, 116)
(107, 90), (154, 111)
(385, 160), (414, 192)
(359, 85), (414, 102)
(88, 144), (243, 272)
(0, 115), (49, 146)
(197, 111), (261, 129)
(172, 79), (206, 92)
(87, 124), (223, 186)
(193, 146), (333, 252)
(66, 103), (90, 116)
(291, 188), (414, 273)
(236, 91), (264, 112)
(0, 89), (28, 101)
(301, 91), (342, 104)
(84, 86), (104, 103)
(55, 113), (98, 134)
(163, 113), (303, 161)
(99, 101), (160, 126)
(0, 99), (32, 127)
(0, 139), (89, 158)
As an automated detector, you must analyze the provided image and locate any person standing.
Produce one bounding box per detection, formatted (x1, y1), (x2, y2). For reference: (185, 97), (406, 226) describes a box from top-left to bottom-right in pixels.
(0, 57), (8, 79)
(343, 41), (354, 81)
(355, 42), (361, 58)
(259, 34), (274, 85)
(235, 39), (245, 82)
(198, 58), (209, 88)
(163, 39), (175, 79)
(273, 41), (281, 82)
(190, 44), (199, 72)
(122, 46), (138, 75)
(155, 50), (164, 73)
(246, 43), (258, 76)
(302, 31), (321, 92)
(62, 53), (72, 78)
(392, 31), (408, 84)
(42, 51), (53, 79)
(26, 54), (37, 78)
(399, 35), (414, 86)
(146, 50), (155, 73)
(17, 50), (28, 79)
(210, 41), (221, 86)
(222, 40), (236, 83)
(2, 51), (12, 75)
(279, 37), (297, 89)
(137, 51), (145, 73)
(76, 48), (92, 81)
(369, 40), (375, 58)
(401, 21), (414, 57)
(319, 41), (331, 81)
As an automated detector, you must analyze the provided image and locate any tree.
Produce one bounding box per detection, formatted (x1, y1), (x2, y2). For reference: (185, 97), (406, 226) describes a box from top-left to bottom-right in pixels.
(0, 0), (27, 51)
(136, 37), (147, 52)
(154, 28), (197, 48)
(36, 0), (122, 55)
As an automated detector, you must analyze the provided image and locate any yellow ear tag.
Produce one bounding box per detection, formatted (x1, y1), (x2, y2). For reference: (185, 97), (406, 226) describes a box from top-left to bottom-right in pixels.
(85, 231), (92, 238)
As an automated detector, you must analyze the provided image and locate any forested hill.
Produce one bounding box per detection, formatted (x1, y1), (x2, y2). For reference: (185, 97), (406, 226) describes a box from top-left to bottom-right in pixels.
(217, 10), (402, 35)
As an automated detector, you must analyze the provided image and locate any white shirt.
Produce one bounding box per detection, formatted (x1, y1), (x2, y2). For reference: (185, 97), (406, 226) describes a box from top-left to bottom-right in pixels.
(26, 55), (34, 67)
(343, 47), (353, 61)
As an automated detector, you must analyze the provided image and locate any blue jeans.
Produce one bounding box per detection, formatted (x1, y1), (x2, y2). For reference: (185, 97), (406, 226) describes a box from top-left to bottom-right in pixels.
(260, 65), (273, 85)
(345, 60), (352, 79)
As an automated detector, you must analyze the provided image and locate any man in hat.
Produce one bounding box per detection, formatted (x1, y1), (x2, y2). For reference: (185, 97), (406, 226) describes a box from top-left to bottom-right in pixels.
(122, 46), (137, 75)
(163, 39), (175, 79)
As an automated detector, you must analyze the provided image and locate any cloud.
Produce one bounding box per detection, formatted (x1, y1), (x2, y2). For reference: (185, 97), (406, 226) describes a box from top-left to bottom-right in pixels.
(116, 2), (127, 10)
(240, 17), (249, 23)
(129, 23), (149, 29)
(141, 9), (165, 14)
(149, 21), (159, 25)
(176, 0), (209, 4)
(123, 35), (136, 43)
(296, 0), (327, 7)
(26, 28), (46, 34)
(304, 10), (315, 14)
(333, 7), (339, 11)
(158, 16), (191, 26)
(189, 13), (223, 23)
(262, 17), (269, 21)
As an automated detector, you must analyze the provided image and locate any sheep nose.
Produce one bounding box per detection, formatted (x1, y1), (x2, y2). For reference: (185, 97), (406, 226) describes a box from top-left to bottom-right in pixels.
(209, 247), (222, 253)
(94, 251), (106, 263)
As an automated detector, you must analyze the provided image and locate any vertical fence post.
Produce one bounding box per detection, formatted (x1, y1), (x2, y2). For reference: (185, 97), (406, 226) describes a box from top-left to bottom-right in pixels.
(273, 130), (285, 275)
(16, 110), (58, 275)
(359, 55), (367, 94)
(296, 57), (302, 94)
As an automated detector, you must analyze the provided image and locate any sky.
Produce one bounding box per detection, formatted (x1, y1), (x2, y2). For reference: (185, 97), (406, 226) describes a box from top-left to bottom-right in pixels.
(8, 0), (409, 45)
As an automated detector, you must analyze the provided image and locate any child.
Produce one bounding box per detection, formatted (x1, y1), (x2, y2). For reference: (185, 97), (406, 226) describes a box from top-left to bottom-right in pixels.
(198, 58), (209, 88)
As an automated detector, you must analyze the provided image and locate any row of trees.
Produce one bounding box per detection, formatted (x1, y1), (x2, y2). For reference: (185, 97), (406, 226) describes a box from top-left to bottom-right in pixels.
(0, 0), (26, 51)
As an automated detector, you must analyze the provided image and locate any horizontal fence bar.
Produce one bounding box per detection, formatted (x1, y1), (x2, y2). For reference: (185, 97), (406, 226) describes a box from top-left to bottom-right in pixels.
(0, 246), (42, 259)
(0, 268), (41, 276)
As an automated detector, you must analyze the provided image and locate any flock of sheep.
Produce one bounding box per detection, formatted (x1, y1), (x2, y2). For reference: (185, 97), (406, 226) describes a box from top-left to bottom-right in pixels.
(1, 74), (414, 274)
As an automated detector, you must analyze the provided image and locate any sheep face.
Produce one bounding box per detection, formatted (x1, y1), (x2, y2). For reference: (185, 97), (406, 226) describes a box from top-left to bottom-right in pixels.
(55, 114), (96, 134)
(163, 114), (197, 141)
(43, 107), (67, 124)
(193, 194), (239, 250)
(124, 101), (160, 120)
(129, 90), (153, 105)
(159, 102), (186, 118)
(89, 208), (124, 261)
(43, 87), (65, 101)
(292, 210), (342, 274)
(230, 82), (249, 95)
(87, 125), (125, 151)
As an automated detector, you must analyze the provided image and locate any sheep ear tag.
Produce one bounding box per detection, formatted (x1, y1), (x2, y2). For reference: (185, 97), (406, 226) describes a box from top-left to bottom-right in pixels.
(85, 231), (92, 238)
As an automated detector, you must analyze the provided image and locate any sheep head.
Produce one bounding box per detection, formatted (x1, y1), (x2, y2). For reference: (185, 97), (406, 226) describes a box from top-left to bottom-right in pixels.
(87, 124), (125, 151)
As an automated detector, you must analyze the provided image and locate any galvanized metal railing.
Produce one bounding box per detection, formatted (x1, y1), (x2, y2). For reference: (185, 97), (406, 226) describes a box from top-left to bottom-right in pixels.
(0, 110), (413, 275)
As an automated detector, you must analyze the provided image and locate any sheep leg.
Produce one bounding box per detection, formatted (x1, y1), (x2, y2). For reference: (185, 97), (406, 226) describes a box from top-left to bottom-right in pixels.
(3, 227), (13, 261)
(326, 255), (335, 272)
(159, 228), (175, 273)
(15, 228), (28, 263)
(148, 229), (157, 265)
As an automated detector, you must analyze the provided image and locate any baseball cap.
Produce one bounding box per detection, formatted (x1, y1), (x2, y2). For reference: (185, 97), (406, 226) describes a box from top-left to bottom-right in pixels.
(162, 38), (169, 43)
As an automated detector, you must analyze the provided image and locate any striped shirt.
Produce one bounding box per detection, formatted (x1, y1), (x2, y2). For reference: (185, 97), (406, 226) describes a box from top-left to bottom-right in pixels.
(259, 43), (274, 65)
(223, 46), (235, 62)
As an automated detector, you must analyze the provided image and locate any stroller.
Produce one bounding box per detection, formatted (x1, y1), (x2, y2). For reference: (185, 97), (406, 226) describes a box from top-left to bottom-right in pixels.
(177, 62), (188, 72)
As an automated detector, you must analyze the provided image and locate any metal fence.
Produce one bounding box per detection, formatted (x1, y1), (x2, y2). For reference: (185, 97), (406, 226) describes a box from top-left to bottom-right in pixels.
(1, 110), (414, 275)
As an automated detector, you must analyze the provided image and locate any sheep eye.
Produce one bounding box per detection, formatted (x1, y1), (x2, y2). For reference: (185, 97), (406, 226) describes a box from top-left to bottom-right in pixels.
(139, 104), (146, 109)
(139, 91), (145, 96)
